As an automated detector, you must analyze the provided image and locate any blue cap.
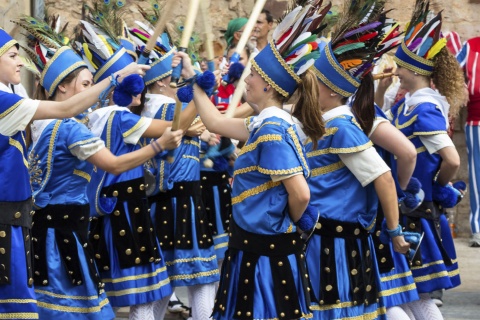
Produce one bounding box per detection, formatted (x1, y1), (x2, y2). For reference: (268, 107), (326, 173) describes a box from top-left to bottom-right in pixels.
(93, 47), (134, 83)
(0, 28), (18, 57)
(312, 43), (360, 97)
(41, 47), (88, 97)
(394, 41), (435, 76)
(251, 41), (301, 98)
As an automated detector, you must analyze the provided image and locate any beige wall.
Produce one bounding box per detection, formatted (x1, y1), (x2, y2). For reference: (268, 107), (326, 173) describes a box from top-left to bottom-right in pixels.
(11, 0), (480, 236)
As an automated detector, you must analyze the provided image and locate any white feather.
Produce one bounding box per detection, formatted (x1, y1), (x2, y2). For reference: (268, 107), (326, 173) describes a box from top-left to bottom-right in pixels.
(297, 59), (315, 75)
(135, 20), (154, 35)
(80, 20), (111, 59)
(277, 5), (312, 50)
(273, 6), (303, 41)
(291, 32), (312, 48)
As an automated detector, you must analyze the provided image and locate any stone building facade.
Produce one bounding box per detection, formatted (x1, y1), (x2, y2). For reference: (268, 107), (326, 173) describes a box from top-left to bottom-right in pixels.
(1, 0), (479, 236)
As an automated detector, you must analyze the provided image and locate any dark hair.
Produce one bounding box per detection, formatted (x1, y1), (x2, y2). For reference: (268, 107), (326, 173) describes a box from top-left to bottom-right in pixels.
(351, 73), (375, 135)
(261, 9), (273, 23)
(34, 67), (86, 101)
(292, 69), (325, 149)
(130, 85), (148, 116)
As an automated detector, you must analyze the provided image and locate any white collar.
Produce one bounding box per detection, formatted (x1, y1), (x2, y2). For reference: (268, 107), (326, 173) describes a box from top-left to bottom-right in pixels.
(87, 105), (130, 137)
(142, 93), (175, 118)
(0, 82), (13, 94)
(322, 105), (354, 122)
(249, 106), (307, 142)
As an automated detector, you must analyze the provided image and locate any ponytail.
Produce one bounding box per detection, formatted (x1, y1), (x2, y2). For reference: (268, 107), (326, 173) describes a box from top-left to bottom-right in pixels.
(292, 68), (325, 149)
(33, 83), (48, 100)
(351, 73), (375, 135)
(130, 85), (148, 116)
(432, 47), (467, 117)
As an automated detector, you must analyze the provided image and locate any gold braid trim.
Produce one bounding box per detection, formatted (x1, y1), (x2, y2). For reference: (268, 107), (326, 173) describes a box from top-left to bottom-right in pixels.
(311, 161), (345, 177)
(36, 298), (110, 313)
(312, 66), (353, 97)
(0, 39), (18, 57)
(0, 99), (23, 120)
(237, 134), (282, 156)
(258, 166), (304, 176)
(287, 127), (309, 177)
(73, 169), (91, 182)
(103, 266), (167, 283)
(414, 130), (447, 136)
(416, 146), (426, 154)
(166, 255), (217, 266)
(94, 47), (127, 83)
(68, 137), (99, 149)
(380, 270), (413, 282)
(307, 148), (330, 157)
(106, 278), (171, 297)
(34, 289), (98, 300)
(182, 155), (199, 162)
(251, 59), (289, 98)
(378, 283), (417, 298)
(329, 141), (373, 154)
(232, 180), (281, 205)
(268, 41), (301, 84)
(0, 313), (38, 319)
(169, 269), (220, 281)
(144, 49), (176, 85)
(413, 269), (459, 283)
(183, 139), (200, 148)
(234, 166), (258, 176)
(123, 117), (146, 138)
(324, 44), (360, 88)
(8, 137), (28, 167)
(394, 114), (418, 130)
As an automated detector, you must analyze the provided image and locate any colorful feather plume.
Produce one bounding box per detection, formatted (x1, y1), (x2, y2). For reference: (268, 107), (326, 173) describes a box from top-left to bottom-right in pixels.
(271, 0), (332, 75)
(324, 0), (403, 79)
(12, 14), (70, 71)
(403, 0), (445, 60)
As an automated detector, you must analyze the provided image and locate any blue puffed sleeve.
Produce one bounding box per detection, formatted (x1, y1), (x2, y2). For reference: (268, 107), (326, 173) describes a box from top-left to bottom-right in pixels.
(64, 119), (101, 151)
(412, 102), (448, 135)
(329, 117), (373, 154)
(256, 119), (310, 178)
(115, 111), (148, 140)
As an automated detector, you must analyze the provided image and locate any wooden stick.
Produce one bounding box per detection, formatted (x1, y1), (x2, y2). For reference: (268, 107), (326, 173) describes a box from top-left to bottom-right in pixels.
(222, 0), (267, 85)
(170, 0), (201, 87)
(138, 0), (175, 64)
(234, 0), (267, 55)
(224, 59), (251, 118)
(200, 0), (214, 61)
(372, 72), (394, 80)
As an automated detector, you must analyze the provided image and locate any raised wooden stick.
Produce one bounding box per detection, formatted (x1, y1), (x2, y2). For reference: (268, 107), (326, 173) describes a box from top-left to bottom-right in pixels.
(222, 0), (267, 85)
(199, 0), (215, 71)
(224, 59), (251, 118)
(170, 0), (201, 87)
(137, 0), (175, 64)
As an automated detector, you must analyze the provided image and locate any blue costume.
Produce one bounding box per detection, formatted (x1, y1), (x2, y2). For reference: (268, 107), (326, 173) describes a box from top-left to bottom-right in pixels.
(86, 106), (172, 307)
(29, 118), (114, 319)
(305, 106), (386, 319)
(212, 108), (313, 320)
(370, 107), (419, 308)
(387, 98), (461, 293)
(0, 84), (38, 319)
(141, 94), (220, 288)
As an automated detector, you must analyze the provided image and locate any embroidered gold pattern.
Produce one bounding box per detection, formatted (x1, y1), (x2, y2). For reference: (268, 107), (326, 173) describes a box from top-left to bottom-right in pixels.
(310, 161), (345, 177)
(183, 140), (200, 148)
(0, 313), (39, 319)
(233, 166), (258, 177)
(414, 131), (448, 136)
(312, 66), (352, 97)
(268, 41), (301, 84)
(144, 48), (175, 85)
(394, 114), (418, 130)
(232, 181), (281, 205)
(329, 141), (373, 154)
(46, 60), (87, 97)
(325, 45), (360, 88)
(34, 289), (99, 300)
(123, 117), (146, 138)
(393, 42), (434, 76)
(258, 166), (304, 176)
(36, 298), (110, 313)
(0, 40), (18, 57)
(416, 146), (426, 154)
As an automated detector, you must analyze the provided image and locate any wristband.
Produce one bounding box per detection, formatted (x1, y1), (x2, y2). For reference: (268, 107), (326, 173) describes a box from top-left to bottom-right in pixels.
(98, 74), (119, 107)
(151, 139), (163, 154)
(386, 224), (403, 238)
(150, 140), (160, 153)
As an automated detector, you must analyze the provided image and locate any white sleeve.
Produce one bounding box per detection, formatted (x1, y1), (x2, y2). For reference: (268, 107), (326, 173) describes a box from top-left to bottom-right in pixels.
(368, 117), (389, 138)
(70, 140), (106, 161)
(419, 133), (455, 154)
(0, 99), (39, 136)
(339, 147), (391, 187)
(123, 117), (153, 145)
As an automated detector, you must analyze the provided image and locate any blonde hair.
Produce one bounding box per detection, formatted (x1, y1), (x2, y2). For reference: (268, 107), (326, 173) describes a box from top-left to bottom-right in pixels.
(432, 47), (467, 117)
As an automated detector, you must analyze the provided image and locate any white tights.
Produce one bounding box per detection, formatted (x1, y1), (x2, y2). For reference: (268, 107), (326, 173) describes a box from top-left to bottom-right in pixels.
(128, 294), (172, 320)
(386, 304), (416, 320)
(187, 283), (217, 320)
(408, 293), (444, 320)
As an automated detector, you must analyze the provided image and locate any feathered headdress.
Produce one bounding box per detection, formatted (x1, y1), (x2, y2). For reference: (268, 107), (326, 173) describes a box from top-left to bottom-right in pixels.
(252, 0), (332, 98)
(13, 15), (88, 97)
(393, 0), (445, 76)
(74, 0), (137, 83)
(312, 0), (403, 97)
